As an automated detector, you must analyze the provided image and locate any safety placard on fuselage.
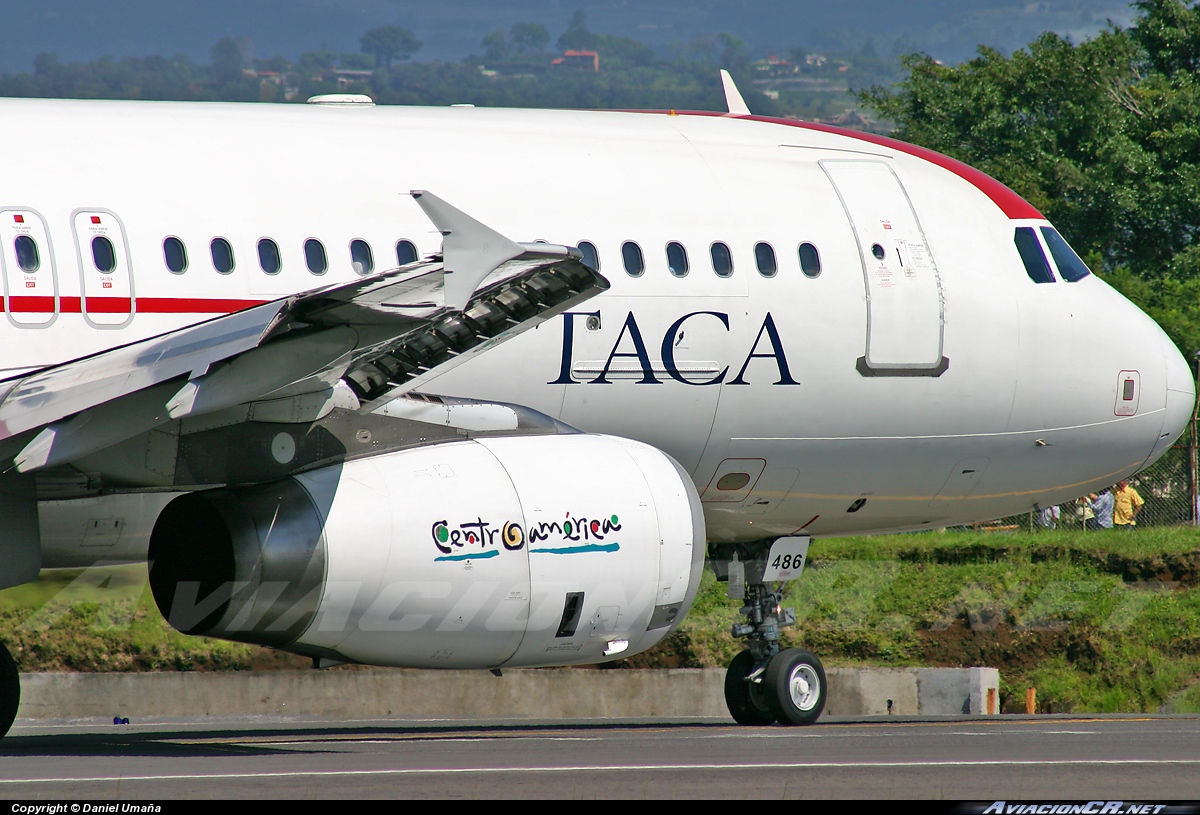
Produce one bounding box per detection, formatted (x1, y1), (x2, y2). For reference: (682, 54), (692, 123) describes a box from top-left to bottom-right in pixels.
(762, 535), (810, 583)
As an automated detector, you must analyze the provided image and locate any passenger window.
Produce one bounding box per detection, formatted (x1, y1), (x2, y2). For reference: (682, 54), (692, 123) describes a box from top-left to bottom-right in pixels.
(14, 235), (39, 273)
(257, 238), (281, 275)
(622, 241), (645, 277)
(350, 239), (374, 275)
(755, 242), (777, 277)
(162, 237), (187, 274)
(210, 238), (235, 274)
(395, 240), (418, 266)
(666, 241), (689, 277)
(304, 239), (327, 275)
(92, 236), (117, 273)
(1040, 227), (1091, 282)
(1014, 227), (1054, 284)
(710, 242), (733, 277)
(578, 240), (600, 271)
(799, 243), (821, 278)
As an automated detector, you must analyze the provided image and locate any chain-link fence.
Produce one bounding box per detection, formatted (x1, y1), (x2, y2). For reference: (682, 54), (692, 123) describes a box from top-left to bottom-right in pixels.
(967, 433), (1198, 532)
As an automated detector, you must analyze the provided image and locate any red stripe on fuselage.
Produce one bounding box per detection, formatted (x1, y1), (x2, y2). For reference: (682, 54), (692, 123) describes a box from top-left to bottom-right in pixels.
(651, 110), (1044, 220)
(5, 297), (268, 315)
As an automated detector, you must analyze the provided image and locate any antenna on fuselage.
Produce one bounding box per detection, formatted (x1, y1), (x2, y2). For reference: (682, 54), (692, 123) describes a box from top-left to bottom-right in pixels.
(720, 69), (751, 116)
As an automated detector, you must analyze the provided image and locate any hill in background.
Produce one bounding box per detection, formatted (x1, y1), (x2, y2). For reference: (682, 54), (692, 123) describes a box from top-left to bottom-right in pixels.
(0, 0), (1135, 73)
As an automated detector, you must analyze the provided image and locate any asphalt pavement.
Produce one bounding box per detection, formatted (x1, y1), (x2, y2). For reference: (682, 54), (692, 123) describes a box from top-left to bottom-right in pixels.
(2, 714), (1199, 799)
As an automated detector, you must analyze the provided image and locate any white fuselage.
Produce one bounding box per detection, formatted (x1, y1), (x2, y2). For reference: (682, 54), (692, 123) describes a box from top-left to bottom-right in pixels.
(3, 98), (1192, 543)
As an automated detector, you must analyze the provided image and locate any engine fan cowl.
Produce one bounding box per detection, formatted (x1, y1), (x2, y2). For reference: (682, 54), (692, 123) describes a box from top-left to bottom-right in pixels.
(148, 434), (705, 669)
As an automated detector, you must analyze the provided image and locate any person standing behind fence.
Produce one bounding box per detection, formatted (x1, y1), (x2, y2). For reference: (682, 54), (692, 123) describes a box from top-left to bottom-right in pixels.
(1087, 488), (1114, 530)
(1113, 479), (1145, 529)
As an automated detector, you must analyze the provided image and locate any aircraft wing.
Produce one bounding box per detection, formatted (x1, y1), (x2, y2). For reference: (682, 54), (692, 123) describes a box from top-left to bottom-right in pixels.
(0, 192), (607, 474)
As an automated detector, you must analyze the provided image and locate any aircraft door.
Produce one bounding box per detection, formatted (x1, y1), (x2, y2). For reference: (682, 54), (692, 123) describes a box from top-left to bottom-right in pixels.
(0, 209), (58, 327)
(72, 209), (134, 328)
(821, 160), (946, 375)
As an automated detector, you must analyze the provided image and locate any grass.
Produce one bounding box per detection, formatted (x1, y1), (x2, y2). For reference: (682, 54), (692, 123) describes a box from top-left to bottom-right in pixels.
(642, 528), (1200, 713)
(0, 564), (307, 672)
(3, 527), (1200, 713)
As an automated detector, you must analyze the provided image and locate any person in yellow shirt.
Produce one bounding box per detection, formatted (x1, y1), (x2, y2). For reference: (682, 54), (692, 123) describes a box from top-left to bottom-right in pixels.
(1113, 480), (1144, 528)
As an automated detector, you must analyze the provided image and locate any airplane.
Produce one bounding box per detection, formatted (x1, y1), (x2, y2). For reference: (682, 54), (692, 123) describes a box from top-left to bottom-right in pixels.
(0, 80), (1191, 737)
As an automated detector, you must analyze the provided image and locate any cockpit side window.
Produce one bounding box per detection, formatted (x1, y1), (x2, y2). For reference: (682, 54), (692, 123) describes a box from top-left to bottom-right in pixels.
(1014, 227), (1054, 284)
(1040, 227), (1091, 282)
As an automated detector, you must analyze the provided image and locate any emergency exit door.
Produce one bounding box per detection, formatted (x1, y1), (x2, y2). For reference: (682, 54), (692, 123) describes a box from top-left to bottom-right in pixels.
(72, 209), (134, 328)
(0, 209), (58, 327)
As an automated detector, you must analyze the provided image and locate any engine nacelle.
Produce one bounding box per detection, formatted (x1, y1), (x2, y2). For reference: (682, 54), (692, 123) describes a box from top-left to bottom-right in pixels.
(149, 434), (705, 668)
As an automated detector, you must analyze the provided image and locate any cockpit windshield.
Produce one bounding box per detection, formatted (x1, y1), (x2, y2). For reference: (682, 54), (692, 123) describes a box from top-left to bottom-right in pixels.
(1040, 227), (1091, 282)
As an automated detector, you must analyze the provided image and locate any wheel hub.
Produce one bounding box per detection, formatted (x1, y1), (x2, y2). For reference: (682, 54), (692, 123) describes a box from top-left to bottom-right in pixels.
(789, 664), (820, 711)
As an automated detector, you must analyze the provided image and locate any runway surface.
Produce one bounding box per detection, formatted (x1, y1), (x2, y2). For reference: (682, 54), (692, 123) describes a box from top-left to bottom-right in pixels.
(2, 715), (1200, 799)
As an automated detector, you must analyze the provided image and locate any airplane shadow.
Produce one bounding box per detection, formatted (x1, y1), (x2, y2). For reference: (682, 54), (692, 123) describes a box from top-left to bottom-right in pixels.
(0, 720), (734, 760)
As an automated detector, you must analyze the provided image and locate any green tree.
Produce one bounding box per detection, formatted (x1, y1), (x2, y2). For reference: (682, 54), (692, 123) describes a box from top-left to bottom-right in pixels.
(592, 33), (656, 66)
(716, 33), (748, 71)
(32, 52), (60, 77)
(481, 29), (510, 62)
(861, 0), (1200, 356)
(297, 50), (335, 77)
(211, 37), (245, 84)
(558, 11), (597, 52)
(339, 52), (375, 71)
(510, 23), (550, 55)
(360, 25), (421, 69)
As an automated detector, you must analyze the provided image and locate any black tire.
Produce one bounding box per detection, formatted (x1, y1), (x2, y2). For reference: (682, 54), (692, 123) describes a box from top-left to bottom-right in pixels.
(724, 649), (776, 725)
(763, 648), (826, 725)
(0, 641), (19, 740)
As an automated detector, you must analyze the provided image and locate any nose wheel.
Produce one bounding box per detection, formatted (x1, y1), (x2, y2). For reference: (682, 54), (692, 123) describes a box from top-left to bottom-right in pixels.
(724, 649), (777, 724)
(715, 539), (826, 726)
(724, 646), (827, 726)
(0, 640), (18, 739)
(763, 648), (826, 725)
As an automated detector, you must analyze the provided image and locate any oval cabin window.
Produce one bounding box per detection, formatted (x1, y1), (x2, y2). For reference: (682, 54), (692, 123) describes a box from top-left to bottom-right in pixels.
(395, 240), (418, 266)
(710, 242), (733, 277)
(622, 241), (644, 277)
(304, 239), (328, 275)
(91, 236), (117, 273)
(14, 235), (39, 273)
(257, 238), (281, 274)
(666, 241), (689, 277)
(350, 239), (374, 275)
(799, 242), (821, 278)
(754, 242), (777, 277)
(578, 240), (600, 271)
(210, 238), (235, 274)
(163, 237), (187, 274)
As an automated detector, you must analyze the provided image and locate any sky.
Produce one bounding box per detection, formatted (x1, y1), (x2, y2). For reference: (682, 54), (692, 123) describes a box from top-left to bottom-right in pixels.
(0, 0), (1138, 72)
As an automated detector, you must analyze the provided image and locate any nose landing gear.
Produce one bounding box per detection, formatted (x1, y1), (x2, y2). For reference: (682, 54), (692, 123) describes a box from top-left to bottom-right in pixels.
(713, 537), (826, 726)
(0, 640), (18, 739)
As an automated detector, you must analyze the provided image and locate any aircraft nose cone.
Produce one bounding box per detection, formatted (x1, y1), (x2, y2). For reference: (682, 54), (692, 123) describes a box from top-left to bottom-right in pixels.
(1153, 335), (1195, 462)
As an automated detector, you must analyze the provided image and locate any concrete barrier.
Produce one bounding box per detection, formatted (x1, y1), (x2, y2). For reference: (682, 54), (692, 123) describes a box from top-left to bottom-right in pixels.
(17, 666), (1000, 722)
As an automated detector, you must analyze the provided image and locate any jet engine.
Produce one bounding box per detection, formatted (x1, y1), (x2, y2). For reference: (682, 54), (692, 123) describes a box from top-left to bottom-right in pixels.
(148, 434), (705, 668)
